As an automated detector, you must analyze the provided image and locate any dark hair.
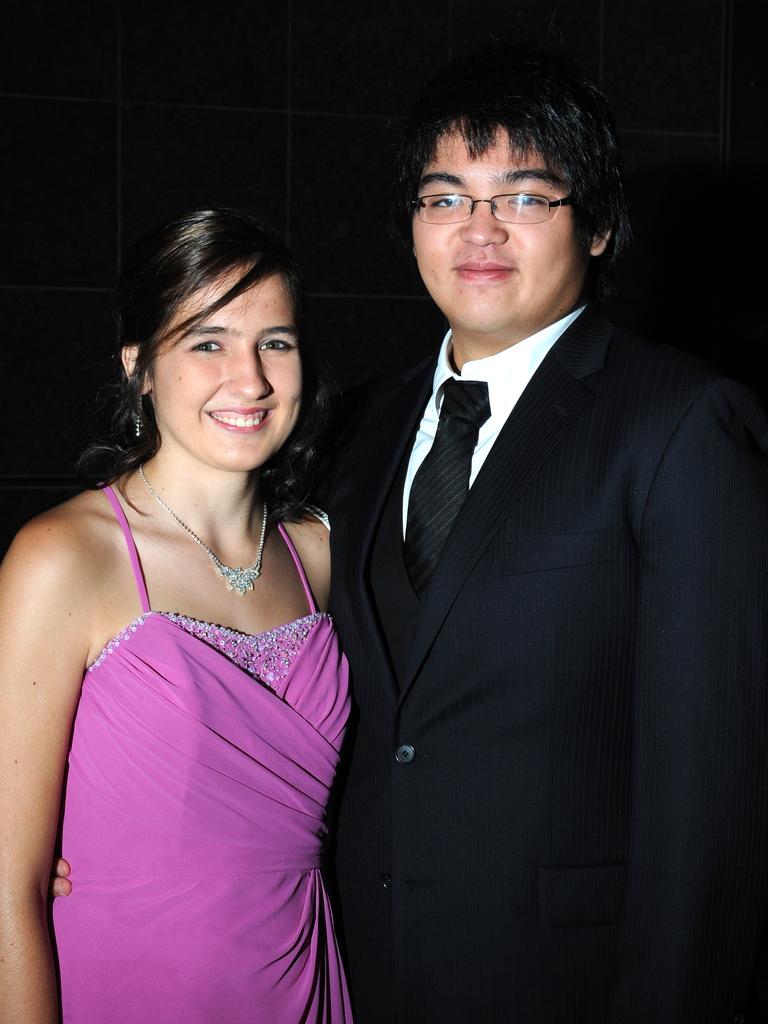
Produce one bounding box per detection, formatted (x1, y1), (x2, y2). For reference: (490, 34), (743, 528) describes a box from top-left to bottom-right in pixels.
(78, 207), (332, 523)
(391, 43), (631, 301)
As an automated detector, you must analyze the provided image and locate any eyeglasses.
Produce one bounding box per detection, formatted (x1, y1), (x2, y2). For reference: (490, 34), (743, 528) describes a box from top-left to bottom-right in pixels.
(411, 192), (574, 225)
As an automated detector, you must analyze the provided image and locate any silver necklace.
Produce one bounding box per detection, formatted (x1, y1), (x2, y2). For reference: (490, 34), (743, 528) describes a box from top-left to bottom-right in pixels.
(138, 464), (268, 596)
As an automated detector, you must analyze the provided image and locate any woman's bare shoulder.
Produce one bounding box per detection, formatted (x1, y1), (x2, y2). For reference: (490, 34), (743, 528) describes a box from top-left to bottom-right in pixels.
(1, 487), (147, 668)
(283, 512), (330, 609)
(1, 489), (118, 594)
(285, 512), (330, 554)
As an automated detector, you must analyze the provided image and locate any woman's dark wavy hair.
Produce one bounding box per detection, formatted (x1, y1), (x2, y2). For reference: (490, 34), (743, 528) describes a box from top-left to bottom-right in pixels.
(391, 43), (631, 301)
(78, 207), (332, 523)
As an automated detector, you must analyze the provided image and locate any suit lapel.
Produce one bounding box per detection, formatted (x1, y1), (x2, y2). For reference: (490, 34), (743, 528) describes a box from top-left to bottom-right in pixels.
(341, 361), (434, 707)
(399, 308), (614, 701)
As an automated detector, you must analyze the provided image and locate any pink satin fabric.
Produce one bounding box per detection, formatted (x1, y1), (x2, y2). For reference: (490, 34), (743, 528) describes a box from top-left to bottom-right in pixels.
(52, 488), (353, 1022)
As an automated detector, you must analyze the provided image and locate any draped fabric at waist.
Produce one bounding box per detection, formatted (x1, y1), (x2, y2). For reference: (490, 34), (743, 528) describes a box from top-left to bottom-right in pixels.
(61, 779), (328, 875)
(62, 613), (348, 877)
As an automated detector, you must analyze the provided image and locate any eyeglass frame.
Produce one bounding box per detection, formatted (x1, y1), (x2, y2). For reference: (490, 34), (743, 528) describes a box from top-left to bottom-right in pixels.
(410, 191), (574, 225)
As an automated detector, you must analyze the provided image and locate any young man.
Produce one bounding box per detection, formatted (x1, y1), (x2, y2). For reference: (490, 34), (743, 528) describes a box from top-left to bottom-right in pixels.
(326, 44), (768, 1022)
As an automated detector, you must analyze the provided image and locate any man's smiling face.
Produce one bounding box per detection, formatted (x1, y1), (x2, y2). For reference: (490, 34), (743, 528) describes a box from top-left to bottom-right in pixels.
(411, 130), (610, 365)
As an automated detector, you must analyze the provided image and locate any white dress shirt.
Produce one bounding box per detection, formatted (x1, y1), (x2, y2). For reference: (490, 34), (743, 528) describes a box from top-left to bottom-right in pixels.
(402, 306), (586, 534)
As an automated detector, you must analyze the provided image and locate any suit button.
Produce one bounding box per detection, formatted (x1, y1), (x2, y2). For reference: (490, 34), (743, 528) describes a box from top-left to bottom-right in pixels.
(395, 743), (415, 764)
(380, 873), (392, 890)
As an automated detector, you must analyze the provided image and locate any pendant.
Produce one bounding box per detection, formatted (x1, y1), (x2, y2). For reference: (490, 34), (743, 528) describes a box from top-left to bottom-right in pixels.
(216, 563), (261, 596)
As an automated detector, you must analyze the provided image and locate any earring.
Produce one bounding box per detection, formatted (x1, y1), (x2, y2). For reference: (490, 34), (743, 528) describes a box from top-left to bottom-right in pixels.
(133, 412), (142, 438)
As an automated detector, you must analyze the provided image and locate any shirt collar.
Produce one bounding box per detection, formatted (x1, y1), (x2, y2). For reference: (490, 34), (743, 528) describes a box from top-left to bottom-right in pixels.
(430, 305), (586, 418)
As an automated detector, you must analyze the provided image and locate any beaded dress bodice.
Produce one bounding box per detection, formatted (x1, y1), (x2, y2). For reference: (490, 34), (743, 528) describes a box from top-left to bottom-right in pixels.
(163, 611), (325, 690)
(88, 611), (325, 693)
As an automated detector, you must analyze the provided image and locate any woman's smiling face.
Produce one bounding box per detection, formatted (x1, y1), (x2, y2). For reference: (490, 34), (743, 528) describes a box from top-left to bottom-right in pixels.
(126, 270), (303, 476)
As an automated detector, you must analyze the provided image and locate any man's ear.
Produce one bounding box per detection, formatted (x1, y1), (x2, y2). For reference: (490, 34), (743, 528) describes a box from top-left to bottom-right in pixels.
(121, 345), (151, 394)
(590, 228), (612, 257)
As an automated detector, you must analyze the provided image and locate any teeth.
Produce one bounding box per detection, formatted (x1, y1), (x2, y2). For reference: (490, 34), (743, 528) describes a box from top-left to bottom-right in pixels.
(211, 412), (265, 427)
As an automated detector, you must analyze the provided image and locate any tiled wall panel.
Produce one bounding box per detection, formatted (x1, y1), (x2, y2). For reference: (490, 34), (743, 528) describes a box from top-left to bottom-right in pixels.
(121, 105), (288, 248)
(0, 99), (117, 287)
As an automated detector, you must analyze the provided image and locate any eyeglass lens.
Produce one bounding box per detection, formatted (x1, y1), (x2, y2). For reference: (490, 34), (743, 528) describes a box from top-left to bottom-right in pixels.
(416, 193), (559, 224)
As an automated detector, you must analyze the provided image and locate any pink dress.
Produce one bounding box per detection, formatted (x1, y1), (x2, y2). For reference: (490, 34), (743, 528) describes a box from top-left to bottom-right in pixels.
(52, 486), (353, 1023)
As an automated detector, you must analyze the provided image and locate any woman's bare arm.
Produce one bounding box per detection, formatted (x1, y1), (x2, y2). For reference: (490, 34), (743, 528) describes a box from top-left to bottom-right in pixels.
(0, 515), (94, 1023)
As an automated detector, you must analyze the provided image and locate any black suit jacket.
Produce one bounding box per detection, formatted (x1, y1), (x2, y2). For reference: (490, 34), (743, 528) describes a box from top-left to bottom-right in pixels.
(325, 307), (768, 1023)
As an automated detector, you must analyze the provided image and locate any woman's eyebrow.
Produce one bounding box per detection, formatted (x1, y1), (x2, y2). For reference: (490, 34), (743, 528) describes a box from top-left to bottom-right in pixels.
(183, 324), (233, 336)
(181, 324), (299, 338)
(262, 325), (299, 336)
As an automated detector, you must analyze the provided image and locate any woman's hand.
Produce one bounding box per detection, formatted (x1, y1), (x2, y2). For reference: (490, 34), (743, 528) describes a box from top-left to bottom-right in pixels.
(51, 858), (72, 898)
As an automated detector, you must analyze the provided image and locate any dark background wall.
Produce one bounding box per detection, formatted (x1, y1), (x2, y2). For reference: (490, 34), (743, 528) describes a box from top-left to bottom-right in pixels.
(1, 0), (765, 552)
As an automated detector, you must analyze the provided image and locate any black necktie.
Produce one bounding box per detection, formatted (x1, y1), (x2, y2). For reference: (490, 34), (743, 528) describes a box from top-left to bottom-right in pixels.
(404, 378), (491, 596)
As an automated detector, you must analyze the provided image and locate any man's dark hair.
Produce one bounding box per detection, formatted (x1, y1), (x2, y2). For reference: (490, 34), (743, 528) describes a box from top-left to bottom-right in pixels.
(392, 43), (631, 301)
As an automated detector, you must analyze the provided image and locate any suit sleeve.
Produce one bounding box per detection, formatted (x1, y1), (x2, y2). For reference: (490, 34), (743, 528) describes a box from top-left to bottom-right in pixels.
(608, 378), (768, 1022)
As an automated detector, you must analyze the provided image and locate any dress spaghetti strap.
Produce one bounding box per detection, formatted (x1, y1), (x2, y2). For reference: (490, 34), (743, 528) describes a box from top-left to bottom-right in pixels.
(277, 523), (318, 615)
(100, 485), (152, 614)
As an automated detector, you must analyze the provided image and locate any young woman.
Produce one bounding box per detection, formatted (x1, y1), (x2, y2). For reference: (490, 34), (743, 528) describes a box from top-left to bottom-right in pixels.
(0, 208), (353, 1023)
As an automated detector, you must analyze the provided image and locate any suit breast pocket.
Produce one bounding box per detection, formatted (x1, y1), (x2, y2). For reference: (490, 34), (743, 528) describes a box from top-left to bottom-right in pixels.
(502, 527), (622, 576)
